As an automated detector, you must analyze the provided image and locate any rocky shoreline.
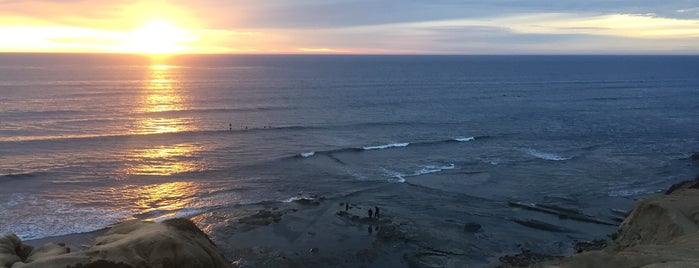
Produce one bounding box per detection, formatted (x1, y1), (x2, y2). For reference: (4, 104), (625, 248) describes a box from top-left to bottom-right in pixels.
(496, 175), (699, 268)
(4, 173), (699, 268)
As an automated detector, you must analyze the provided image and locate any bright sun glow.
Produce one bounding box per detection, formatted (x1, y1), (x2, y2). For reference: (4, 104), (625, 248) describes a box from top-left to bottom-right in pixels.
(120, 20), (195, 54)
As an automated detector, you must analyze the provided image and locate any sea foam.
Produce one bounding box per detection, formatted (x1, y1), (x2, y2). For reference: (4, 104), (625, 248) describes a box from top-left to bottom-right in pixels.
(455, 137), (475, 142)
(299, 151), (316, 158)
(524, 148), (571, 161)
(412, 164), (456, 176)
(363, 142), (409, 150)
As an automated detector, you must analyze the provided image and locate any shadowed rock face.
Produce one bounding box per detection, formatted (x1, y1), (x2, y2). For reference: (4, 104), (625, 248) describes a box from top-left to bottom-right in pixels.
(0, 219), (229, 268)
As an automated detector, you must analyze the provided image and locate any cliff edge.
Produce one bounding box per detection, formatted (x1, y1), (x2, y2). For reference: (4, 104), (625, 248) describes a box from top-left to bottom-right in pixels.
(551, 176), (699, 268)
(0, 218), (229, 268)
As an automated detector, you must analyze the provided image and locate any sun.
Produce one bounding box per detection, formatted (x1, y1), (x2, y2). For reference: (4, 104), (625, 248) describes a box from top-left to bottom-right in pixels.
(120, 19), (195, 54)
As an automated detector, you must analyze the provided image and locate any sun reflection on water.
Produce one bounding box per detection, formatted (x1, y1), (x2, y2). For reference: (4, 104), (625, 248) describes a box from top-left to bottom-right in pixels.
(134, 64), (193, 134)
(122, 181), (200, 222)
(124, 143), (203, 176)
(122, 64), (203, 177)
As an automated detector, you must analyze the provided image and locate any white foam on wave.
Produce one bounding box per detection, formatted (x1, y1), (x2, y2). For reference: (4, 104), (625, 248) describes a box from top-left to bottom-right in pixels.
(607, 188), (661, 197)
(524, 148), (571, 161)
(0, 193), (132, 240)
(363, 142), (409, 150)
(381, 168), (406, 183)
(299, 151), (315, 158)
(455, 137), (475, 142)
(151, 207), (206, 223)
(412, 164), (456, 176)
(281, 196), (315, 203)
(381, 164), (455, 183)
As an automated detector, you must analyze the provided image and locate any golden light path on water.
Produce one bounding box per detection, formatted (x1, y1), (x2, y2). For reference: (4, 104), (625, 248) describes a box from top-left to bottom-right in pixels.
(118, 181), (201, 222)
(135, 64), (193, 134)
(117, 63), (206, 221)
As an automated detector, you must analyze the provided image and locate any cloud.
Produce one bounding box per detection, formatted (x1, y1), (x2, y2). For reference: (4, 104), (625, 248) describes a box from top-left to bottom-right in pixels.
(1, 1), (698, 53)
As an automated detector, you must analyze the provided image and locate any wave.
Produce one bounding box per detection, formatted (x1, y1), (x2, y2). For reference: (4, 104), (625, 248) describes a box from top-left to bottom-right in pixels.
(150, 207), (207, 223)
(412, 164), (456, 176)
(0, 193), (132, 241)
(130, 106), (298, 117)
(295, 135), (484, 159)
(607, 188), (662, 198)
(363, 142), (409, 150)
(299, 151), (316, 158)
(382, 168), (406, 183)
(454, 136), (475, 142)
(0, 124), (325, 144)
(281, 196), (317, 203)
(524, 148), (571, 161)
(382, 164), (456, 183)
(0, 172), (37, 180)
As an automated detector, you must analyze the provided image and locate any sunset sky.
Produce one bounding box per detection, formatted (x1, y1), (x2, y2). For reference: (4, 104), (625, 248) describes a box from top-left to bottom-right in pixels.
(0, 0), (698, 54)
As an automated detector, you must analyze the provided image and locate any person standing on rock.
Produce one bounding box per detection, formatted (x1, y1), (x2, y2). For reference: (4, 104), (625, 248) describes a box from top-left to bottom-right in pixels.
(375, 206), (380, 218)
(368, 208), (373, 219)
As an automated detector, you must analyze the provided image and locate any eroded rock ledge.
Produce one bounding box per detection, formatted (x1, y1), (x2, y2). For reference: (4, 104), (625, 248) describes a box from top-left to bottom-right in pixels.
(0, 219), (229, 268)
(550, 176), (699, 268)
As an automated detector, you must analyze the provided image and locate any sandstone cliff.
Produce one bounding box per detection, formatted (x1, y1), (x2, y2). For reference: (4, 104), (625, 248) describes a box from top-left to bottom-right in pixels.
(552, 177), (699, 268)
(0, 218), (229, 268)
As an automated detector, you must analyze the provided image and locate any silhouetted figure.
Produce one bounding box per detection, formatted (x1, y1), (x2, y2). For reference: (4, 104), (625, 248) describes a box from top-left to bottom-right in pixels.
(245, 126), (248, 130)
(345, 203), (349, 211)
(375, 206), (380, 218)
(368, 208), (373, 219)
(368, 226), (373, 234)
(229, 123), (232, 131)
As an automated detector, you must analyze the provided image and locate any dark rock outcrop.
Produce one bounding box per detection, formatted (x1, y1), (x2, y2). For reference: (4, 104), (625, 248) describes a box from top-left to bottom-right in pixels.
(238, 210), (282, 226)
(0, 219), (229, 268)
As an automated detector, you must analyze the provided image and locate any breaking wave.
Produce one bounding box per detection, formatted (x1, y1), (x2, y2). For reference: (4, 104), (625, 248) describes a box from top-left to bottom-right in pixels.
(363, 142), (410, 150)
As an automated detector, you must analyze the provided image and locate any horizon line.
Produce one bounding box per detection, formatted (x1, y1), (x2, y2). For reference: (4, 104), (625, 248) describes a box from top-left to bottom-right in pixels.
(1, 52), (698, 57)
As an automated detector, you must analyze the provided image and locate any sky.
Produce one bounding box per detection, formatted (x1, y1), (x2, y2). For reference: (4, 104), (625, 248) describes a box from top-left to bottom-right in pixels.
(0, 0), (698, 54)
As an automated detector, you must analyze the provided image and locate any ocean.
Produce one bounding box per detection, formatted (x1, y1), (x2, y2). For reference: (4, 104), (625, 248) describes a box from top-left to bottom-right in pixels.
(1, 54), (698, 264)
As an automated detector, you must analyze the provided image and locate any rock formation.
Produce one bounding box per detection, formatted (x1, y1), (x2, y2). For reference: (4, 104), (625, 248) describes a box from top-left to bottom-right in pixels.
(550, 176), (699, 268)
(0, 218), (229, 268)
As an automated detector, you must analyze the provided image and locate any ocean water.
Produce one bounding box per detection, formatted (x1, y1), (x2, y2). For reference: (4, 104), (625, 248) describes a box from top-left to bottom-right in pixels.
(1, 54), (698, 261)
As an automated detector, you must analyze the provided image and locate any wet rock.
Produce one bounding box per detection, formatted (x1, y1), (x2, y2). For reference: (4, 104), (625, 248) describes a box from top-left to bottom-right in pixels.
(463, 222), (482, 233)
(239, 210), (283, 226)
(335, 211), (348, 217)
(508, 201), (616, 226)
(293, 198), (320, 206)
(574, 239), (607, 253)
(356, 249), (379, 263)
(403, 251), (448, 268)
(497, 250), (562, 268)
(512, 219), (573, 233)
(376, 225), (407, 242)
